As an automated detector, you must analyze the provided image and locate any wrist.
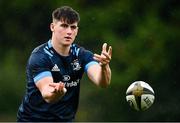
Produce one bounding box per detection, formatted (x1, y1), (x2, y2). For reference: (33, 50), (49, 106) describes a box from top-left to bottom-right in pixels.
(100, 63), (109, 69)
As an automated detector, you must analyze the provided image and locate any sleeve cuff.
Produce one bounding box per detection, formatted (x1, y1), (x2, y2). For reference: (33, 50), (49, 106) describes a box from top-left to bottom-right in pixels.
(85, 61), (99, 73)
(33, 71), (52, 83)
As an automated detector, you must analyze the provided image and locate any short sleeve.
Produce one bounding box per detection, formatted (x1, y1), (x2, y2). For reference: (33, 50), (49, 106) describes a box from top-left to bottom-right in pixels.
(79, 48), (99, 73)
(27, 52), (52, 83)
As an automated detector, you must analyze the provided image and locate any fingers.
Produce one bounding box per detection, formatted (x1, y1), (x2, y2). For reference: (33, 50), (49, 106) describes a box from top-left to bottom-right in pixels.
(49, 83), (56, 87)
(108, 46), (112, 57)
(94, 54), (110, 65)
(94, 53), (110, 61)
(49, 82), (64, 88)
(102, 43), (112, 58)
(94, 43), (112, 66)
(102, 43), (107, 53)
(49, 82), (66, 94)
(102, 52), (111, 60)
(63, 88), (67, 93)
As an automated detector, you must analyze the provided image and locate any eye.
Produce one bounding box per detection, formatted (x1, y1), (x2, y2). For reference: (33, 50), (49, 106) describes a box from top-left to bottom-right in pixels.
(60, 24), (68, 28)
(70, 25), (77, 30)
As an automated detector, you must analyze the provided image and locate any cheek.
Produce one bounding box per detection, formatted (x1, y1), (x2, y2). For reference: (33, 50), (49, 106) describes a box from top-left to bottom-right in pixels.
(73, 30), (78, 36)
(53, 25), (63, 33)
(55, 28), (65, 34)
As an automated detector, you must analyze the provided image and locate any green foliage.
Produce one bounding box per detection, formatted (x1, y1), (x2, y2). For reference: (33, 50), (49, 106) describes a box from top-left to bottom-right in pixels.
(0, 0), (179, 121)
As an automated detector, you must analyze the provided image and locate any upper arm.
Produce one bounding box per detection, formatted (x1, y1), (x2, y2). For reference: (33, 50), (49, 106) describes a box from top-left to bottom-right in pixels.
(28, 52), (53, 91)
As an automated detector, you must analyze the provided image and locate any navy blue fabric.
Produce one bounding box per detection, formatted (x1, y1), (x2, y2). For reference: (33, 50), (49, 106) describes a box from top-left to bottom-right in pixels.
(17, 40), (98, 122)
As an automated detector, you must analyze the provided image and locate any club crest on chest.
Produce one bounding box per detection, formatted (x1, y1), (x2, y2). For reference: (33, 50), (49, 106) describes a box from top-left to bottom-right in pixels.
(71, 59), (81, 71)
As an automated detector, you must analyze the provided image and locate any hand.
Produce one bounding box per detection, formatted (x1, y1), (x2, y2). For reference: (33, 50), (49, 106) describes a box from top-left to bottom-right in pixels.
(93, 43), (112, 66)
(49, 82), (67, 95)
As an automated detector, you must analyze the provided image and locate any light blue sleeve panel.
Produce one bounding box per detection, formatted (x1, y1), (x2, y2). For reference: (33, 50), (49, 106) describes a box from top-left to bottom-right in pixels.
(85, 61), (99, 73)
(33, 71), (52, 83)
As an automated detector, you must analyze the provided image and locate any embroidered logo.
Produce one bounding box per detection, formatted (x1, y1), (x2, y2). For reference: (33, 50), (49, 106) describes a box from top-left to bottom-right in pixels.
(62, 75), (71, 81)
(51, 64), (60, 71)
(71, 59), (81, 71)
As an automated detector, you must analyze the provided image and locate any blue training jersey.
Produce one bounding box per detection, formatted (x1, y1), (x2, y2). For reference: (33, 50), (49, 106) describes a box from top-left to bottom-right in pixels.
(17, 40), (98, 122)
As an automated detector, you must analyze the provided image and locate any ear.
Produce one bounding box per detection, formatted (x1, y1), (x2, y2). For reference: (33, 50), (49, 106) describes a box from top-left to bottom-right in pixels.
(50, 23), (55, 32)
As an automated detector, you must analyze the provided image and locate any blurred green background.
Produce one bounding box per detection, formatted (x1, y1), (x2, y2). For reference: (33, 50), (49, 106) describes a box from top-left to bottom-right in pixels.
(0, 0), (179, 121)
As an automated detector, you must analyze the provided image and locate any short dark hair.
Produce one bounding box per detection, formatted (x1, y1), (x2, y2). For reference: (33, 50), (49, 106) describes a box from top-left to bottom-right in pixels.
(52, 6), (80, 24)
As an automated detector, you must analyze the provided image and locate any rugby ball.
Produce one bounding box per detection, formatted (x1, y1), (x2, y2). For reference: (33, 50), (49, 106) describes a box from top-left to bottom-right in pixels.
(126, 81), (155, 111)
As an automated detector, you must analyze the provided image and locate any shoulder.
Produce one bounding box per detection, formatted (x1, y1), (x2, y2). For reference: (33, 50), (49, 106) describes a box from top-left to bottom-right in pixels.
(71, 44), (98, 65)
(28, 42), (51, 66)
(31, 42), (47, 54)
(70, 43), (93, 57)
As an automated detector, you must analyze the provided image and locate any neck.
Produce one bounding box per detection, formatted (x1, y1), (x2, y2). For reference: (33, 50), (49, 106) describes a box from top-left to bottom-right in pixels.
(51, 39), (70, 56)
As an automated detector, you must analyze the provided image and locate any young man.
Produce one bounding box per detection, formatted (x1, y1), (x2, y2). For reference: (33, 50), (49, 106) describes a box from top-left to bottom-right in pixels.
(17, 6), (112, 122)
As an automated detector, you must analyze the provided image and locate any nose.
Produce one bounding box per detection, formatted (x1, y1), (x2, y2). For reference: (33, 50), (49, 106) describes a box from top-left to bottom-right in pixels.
(67, 27), (73, 35)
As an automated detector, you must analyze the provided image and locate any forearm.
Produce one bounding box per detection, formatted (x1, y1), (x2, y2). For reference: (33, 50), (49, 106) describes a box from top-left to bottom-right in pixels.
(89, 43), (112, 88)
(35, 77), (66, 103)
(98, 64), (111, 87)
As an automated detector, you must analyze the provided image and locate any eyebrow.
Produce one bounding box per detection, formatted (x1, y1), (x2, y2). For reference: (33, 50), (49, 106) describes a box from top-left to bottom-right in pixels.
(61, 23), (77, 26)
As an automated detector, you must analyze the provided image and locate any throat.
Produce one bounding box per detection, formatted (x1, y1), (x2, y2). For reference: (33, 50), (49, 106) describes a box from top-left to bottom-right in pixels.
(52, 42), (70, 56)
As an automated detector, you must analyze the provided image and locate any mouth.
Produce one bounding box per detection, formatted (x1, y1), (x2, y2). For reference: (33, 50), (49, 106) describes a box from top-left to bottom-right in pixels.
(64, 37), (72, 40)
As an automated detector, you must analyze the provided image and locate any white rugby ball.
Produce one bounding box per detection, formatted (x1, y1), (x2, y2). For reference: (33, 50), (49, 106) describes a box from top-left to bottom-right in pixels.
(126, 81), (155, 111)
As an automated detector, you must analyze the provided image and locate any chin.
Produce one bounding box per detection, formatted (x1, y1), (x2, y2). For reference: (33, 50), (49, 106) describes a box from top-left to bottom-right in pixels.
(62, 41), (73, 46)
